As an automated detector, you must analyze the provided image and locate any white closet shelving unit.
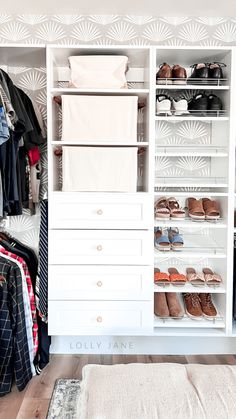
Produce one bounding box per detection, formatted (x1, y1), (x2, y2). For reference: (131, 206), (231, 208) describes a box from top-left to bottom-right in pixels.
(47, 46), (154, 337)
(154, 47), (236, 338)
(44, 45), (236, 353)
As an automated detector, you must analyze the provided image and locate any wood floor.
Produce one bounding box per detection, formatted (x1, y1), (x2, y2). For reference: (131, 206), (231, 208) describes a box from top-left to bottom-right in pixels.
(1, 354), (236, 419)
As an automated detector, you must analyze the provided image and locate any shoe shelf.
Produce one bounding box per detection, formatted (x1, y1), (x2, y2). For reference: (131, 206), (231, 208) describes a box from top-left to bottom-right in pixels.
(155, 110), (228, 119)
(156, 82), (229, 90)
(155, 117), (229, 122)
(153, 314), (225, 328)
(154, 219), (227, 229)
(152, 327), (226, 337)
(154, 177), (228, 188)
(154, 191), (228, 197)
(154, 283), (226, 294)
(155, 147), (228, 157)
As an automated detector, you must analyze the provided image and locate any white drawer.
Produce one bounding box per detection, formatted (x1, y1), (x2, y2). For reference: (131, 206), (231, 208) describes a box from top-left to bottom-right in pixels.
(49, 192), (152, 229)
(48, 301), (152, 335)
(48, 265), (153, 300)
(49, 230), (153, 265)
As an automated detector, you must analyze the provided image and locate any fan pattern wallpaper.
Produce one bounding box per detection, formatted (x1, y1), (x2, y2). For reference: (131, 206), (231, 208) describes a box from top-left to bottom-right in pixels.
(2, 14), (236, 249)
(0, 15), (236, 44)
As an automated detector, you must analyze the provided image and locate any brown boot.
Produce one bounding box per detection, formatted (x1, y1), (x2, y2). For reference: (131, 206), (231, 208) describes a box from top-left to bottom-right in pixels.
(172, 64), (187, 85)
(156, 63), (172, 84)
(166, 293), (184, 318)
(154, 292), (169, 317)
(199, 293), (217, 318)
(183, 293), (203, 319)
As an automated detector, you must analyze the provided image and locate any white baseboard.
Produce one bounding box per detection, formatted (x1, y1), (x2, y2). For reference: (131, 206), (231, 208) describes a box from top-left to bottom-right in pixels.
(50, 336), (236, 355)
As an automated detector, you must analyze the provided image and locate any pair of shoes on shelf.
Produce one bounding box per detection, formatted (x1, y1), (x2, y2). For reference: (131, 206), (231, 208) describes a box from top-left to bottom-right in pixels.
(188, 197), (220, 221)
(183, 293), (217, 319)
(154, 227), (184, 251)
(156, 63), (187, 85)
(189, 62), (226, 82)
(156, 94), (189, 116)
(154, 292), (184, 318)
(154, 197), (185, 220)
(188, 93), (222, 115)
(154, 267), (186, 284)
(187, 267), (222, 286)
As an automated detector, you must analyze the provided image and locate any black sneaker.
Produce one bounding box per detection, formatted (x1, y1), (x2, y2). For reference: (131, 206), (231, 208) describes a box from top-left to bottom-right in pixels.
(188, 93), (208, 116)
(208, 62), (226, 81)
(208, 94), (222, 116)
(188, 63), (209, 85)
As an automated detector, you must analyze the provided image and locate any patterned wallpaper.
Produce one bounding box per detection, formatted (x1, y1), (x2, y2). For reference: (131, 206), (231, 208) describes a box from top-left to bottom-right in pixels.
(0, 15), (235, 45)
(2, 14), (236, 250)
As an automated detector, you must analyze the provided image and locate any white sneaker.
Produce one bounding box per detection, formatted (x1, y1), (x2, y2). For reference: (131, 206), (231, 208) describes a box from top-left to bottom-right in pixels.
(156, 95), (172, 116)
(172, 98), (189, 116)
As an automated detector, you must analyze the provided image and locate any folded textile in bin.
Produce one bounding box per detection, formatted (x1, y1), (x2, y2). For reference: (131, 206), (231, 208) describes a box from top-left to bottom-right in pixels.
(62, 146), (138, 192)
(61, 95), (138, 142)
(68, 55), (128, 89)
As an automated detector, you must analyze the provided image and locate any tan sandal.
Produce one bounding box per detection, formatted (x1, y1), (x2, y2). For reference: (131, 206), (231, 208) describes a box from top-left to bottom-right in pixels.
(188, 197), (205, 221)
(202, 198), (220, 221)
(202, 268), (222, 285)
(154, 197), (170, 220)
(166, 197), (185, 220)
(186, 267), (205, 286)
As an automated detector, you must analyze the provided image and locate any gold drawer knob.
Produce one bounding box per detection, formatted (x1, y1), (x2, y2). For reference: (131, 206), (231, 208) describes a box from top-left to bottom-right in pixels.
(97, 316), (103, 323)
(97, 245), (103, 251)
(97, 209), (103, 215)
(97, 281), (103, 287)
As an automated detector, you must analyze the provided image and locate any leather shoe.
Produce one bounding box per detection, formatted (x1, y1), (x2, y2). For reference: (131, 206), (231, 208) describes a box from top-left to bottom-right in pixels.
(172, 64), (187, 85)
(156, 63), (172, 84)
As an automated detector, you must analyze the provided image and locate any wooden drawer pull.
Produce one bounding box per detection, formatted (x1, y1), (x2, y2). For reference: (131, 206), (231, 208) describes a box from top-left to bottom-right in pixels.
(97, 209), (103, 215)
(96, 245), (103, 251)
(97, 281), (103, 287)
(96, 316), (103, 323)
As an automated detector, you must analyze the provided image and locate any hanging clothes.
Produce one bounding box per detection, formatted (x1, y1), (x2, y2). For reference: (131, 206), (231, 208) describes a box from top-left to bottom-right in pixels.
(0, 69), (47, 216)
(0, 255), (32, 396)
(38, 199), (48, 322)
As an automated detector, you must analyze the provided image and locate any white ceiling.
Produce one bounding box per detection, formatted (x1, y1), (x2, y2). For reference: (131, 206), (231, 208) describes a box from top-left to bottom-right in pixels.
(4, 0), (236, 16)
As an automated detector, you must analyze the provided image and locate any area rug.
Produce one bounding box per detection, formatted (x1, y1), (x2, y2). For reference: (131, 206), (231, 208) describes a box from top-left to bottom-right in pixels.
(47, 379), (81, 419)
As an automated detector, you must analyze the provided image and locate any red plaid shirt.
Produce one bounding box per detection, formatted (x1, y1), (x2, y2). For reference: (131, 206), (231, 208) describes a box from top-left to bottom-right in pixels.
(0, 247), (38, 355)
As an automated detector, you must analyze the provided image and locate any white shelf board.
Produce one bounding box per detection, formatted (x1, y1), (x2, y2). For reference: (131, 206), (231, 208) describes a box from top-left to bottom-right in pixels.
(156, 84), (229, 90)
(152, 327), (226, 336)
(155, 149), (228, 157)
(154, 315), (225, 329)
(155, 178), (228, 188)
(51, 141), (149, 146)
(155, 252), (226, 259)
(154, 233), (225, 254)
(154, 219), (227, 229)
(51, 88), (149, 96)
(154, 283), (226, 294)
(155, 116), (229, 122)
(154, 192), (228, 197)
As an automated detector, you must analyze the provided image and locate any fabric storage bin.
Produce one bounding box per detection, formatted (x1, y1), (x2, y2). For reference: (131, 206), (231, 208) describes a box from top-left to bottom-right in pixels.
(62, 146), (138, 192)
(61, 95), (138, 142)
(68, 55), (128, 89)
